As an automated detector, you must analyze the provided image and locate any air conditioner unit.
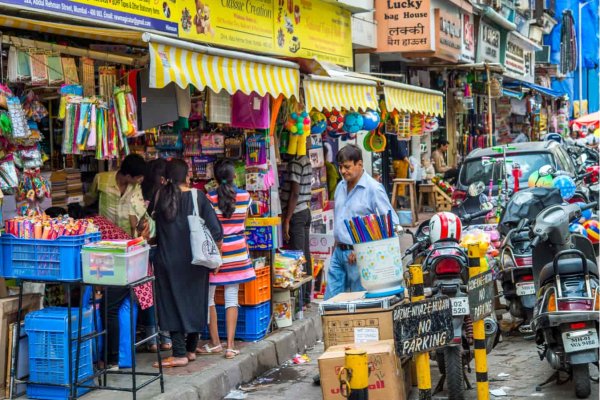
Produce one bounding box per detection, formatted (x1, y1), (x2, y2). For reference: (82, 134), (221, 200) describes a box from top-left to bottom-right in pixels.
(535, 45), (551, 63)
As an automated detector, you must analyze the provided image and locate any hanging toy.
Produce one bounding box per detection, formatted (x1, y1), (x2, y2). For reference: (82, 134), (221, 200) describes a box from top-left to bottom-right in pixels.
(361, 110), (380, 131)
(113, 85), (137, 137)
(324, 109), (344, 138)
(285, 110), (310, 156)
(343, 112), (364, 135)
(410, 113), (424, 136)
(310, 111), (327, 134)
(58, 85), (83, 120)
(423, 116), (439, 133)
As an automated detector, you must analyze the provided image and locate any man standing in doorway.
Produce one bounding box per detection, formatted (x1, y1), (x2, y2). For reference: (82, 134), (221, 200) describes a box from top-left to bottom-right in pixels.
(431, 139), (452, 174)
(281, 144), (314, 279)
(325, 144), (399, 300)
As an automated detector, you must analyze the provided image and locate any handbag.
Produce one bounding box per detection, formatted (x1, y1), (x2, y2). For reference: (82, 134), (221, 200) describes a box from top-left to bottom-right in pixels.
(188, 189), (222, 269)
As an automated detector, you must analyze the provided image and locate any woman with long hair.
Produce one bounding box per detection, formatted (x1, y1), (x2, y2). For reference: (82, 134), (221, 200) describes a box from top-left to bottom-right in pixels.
(197, 159), (256, 359)
(152, 159), (223, 368)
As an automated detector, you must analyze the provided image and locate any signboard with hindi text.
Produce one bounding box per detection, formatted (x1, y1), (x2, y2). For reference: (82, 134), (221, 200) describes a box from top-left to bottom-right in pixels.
(375, 0), (433, 52)
(0, 0), (353, 67)
(476, 20), (502, 64)
(393, 296), (453, 357)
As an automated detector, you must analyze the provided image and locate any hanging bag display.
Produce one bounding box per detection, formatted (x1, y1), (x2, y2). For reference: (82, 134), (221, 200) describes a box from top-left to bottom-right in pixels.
(188, 189), (222, 269)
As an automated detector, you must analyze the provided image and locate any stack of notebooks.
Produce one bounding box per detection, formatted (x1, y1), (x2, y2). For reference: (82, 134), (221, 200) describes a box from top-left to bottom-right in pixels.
(66, 168), (83, 204)
(50, 170), (68, 209)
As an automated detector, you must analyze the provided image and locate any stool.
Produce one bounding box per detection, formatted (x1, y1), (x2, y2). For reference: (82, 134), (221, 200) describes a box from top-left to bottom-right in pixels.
(418, 184), (437, 213)
(391, 179), (418, 226)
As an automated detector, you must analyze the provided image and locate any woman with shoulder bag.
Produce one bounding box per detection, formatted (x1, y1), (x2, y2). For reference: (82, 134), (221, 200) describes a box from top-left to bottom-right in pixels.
(197, 160), (256, 359)
(152, 159), (223, 368)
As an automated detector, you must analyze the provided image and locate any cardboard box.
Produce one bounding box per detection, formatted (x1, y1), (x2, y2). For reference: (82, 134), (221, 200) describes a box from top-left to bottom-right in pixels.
(318, 340), (405, 400)
(0, 294), (43, 395)
(320, 292), (401, 350)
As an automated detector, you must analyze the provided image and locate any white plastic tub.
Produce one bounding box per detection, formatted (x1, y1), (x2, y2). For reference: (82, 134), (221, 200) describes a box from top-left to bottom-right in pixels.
(354, 237), (404, 297)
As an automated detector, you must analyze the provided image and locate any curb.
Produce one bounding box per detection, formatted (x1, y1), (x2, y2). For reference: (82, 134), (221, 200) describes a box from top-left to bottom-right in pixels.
(153, 308), (322, 400)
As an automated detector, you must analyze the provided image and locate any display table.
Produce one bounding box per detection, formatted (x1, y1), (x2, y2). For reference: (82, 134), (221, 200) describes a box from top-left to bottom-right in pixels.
(274, 275), (314, 320)
(418, 183), (436, 213)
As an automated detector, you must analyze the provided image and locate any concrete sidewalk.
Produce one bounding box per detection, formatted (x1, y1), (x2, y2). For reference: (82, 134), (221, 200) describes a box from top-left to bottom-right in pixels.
(83, 305), (322, 400)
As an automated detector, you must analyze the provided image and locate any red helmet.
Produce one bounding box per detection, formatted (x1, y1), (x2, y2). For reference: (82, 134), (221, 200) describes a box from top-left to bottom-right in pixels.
(429, 212), (463, 243)
(585, 166), (599, 184)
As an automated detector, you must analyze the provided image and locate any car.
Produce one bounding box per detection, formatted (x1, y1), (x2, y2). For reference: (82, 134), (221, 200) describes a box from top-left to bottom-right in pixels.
(452, 142), (579, 222)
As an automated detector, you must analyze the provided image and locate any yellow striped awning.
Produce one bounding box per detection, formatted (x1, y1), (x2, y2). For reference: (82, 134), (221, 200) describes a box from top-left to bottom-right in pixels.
(384, 85), (444, 117)
(0, 15), (145, 47)
(303, 78), (378, 112)
(146, 38), (299, 99)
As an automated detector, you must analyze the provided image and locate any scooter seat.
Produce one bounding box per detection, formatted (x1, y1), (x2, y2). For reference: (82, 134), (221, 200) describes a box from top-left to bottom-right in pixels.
(539, 257), (599, 285)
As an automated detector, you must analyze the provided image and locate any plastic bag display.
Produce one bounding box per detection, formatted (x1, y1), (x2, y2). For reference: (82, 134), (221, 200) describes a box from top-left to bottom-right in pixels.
(6, 96), (32, 142)
(114, 85), (138, 137)
(0, 160), (19, 194)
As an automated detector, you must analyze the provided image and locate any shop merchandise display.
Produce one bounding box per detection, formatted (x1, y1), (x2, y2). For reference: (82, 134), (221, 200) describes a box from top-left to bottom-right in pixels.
(274, 250), (306, 288)
(4, 215), (98, 239)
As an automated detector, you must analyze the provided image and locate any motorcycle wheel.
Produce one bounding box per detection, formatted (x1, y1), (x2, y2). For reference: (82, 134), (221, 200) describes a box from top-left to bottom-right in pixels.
(573, 363), (591, 398)
(444, 346), (465, 400)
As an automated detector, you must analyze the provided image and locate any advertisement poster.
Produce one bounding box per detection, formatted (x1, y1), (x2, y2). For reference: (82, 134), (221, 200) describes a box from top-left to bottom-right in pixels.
(375, 0), (433, 52)
(0, 0), (353, 66)
(460, 13), (475, 63)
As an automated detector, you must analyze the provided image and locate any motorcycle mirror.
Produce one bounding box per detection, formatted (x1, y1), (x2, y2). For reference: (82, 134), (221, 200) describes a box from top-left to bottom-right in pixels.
(468, 181), (486, 197)
(538, 165), (556, 177)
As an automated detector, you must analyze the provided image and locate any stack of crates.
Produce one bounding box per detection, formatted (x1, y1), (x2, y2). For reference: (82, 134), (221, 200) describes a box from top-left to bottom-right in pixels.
(25, 307), (94, 399)
(212, 265), (271, 341)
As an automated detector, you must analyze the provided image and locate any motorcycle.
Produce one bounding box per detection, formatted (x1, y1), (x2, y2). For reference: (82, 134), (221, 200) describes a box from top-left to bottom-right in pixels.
(530, 202), (599, 398)
(497, 187), (565, 331)
(404, 209), (499, 400)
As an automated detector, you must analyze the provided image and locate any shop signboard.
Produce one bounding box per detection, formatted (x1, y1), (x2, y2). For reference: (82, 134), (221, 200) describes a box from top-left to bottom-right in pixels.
(0, 0), (353, 67)
(434, 7), (461, 61)
(375, 0), (434, 53)
(467, 270), (494, 321)
(460, 13), (475, 63)
(393, 296), (453, 356)
(476, 21), (502, 64)
(505, 33), (526, 77)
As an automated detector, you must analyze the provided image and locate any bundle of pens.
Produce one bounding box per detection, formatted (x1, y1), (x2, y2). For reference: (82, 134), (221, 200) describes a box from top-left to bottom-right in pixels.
(5, 215), (98, 239)
(344, 211), (395, 244)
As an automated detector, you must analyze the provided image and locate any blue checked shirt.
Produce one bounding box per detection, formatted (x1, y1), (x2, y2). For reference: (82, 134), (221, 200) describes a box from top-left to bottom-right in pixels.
(333, 172), (399, 245)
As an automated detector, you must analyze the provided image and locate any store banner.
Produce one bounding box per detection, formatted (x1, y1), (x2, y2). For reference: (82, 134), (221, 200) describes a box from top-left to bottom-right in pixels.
(0, 0), (353, 67)
(460, 13), (475, 63)
(476, 21), (502, 64)
(434, 8), (461, 61)
(375, 0), (433, 53)
(504, 33), (526, 76)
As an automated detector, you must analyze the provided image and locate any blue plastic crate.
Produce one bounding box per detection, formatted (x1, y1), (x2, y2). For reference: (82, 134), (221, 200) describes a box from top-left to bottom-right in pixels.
(25, 307), (94, 399)
(1, 232), (101, 281)
(206, 301), (271, 341)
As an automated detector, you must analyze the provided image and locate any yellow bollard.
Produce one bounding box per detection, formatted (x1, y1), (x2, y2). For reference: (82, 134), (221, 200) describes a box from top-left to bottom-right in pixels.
(467, 243), (489, 400)
(338, 349), (369, 400)
(408, 264), (432, 400)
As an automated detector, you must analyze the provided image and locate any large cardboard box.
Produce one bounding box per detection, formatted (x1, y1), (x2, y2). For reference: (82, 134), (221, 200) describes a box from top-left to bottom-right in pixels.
(320, 292), (402, 349)
(318, 340), (405, 400)
(0, 294), (43, 396)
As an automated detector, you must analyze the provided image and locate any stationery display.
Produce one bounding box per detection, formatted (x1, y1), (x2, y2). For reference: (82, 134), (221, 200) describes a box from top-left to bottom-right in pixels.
(4, 215), (98, 239)
(344, 212), (395, 244)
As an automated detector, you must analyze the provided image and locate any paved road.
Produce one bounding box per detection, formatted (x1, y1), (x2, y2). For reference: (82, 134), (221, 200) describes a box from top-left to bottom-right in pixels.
(234, 334), (599, 399)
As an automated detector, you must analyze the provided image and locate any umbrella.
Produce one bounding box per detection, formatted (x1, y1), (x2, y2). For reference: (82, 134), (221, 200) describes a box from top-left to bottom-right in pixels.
(571, 111), (600, 131)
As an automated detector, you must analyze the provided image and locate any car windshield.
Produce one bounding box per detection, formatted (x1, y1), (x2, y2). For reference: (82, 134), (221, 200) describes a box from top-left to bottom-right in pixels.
(460, 152), (554, 187)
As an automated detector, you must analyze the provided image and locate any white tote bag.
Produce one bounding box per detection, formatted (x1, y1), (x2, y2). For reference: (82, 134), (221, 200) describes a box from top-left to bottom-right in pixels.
(188, 189), (222, 269)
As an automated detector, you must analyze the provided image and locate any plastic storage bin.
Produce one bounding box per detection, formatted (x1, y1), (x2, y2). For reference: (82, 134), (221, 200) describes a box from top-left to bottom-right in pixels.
(206, 301), (271, 341)
(1, 232), (101, 281)
(81, 245), (150, 285)
(25, 307), (94, 399)
(215, 265), (271, 306)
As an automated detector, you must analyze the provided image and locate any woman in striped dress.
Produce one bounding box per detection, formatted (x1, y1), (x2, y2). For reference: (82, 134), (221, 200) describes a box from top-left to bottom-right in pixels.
(198, 159), (256, 359)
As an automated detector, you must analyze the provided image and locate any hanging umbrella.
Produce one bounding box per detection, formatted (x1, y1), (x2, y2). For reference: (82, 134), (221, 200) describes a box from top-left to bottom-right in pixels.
(571, 111), (600, 131)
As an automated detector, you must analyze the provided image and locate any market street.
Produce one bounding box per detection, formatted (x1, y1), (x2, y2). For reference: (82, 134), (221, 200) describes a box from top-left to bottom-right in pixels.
(239, 335), (600, 399)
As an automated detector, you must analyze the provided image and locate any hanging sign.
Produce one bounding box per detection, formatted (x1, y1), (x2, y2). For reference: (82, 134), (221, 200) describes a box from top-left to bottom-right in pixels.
(467, 270), (494, 321)
(375, 0), (433, 53)
(505, 33), (526, 76)
(393, 296), (453, 356)
(476, 21), (501, 64)
(460, 13), (475, 62)
(434, 8), (461, 61)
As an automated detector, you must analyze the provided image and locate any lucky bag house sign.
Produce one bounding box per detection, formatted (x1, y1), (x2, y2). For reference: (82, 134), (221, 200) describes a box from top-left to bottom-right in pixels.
(376, 0), (434, 52)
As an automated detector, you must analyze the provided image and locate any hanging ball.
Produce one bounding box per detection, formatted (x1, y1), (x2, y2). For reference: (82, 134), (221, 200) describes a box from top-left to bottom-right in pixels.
(303, 117), (311, 125)
(300, 111), (309, 118)
(343, 112), (364, 134)
(361, 110), (381, 131)
(552, 175), (577, 200)
(583, 220), (600, 243)
(310, 112), (327, 134)
(569, 223), (588, 237)
(326, 109), (345, 132)
(290, 126), (298, 134)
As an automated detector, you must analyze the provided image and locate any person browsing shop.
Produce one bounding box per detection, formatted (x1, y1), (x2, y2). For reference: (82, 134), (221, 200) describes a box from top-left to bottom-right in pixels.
(325, 144), (399, 300)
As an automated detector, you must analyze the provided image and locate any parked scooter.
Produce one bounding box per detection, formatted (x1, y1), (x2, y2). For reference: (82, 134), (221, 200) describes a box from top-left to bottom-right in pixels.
(530, 202), (599, 398)
(404, 209), (499, 400)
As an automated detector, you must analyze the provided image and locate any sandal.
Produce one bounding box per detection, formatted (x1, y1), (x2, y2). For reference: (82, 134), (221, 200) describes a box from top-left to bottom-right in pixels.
(152, 356), (188, 368)
(196, 343), (223, 355)
(225, 349), (240, 359)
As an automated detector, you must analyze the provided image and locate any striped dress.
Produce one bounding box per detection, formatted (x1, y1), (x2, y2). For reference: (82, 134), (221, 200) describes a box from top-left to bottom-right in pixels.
(207, 189), (256, 285)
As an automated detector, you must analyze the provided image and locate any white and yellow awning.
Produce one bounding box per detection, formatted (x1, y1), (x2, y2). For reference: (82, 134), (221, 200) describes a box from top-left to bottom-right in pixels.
(144, 33), (299, 99)
(303, 75), (378, 112)
(383, 84), (444, 117)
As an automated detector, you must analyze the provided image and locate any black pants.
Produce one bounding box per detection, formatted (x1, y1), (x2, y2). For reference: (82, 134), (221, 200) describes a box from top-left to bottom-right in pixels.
(101, 287), (129, 364)
(170, 332), (199, 358)
(288, 208), (312, 275)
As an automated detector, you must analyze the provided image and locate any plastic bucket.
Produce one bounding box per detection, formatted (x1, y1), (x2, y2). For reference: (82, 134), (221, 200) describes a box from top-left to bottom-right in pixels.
(272, 291), (292, 328)
(354, 237), (404, 297)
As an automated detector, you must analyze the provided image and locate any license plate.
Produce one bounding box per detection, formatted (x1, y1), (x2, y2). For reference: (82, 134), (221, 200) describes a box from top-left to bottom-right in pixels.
(516, 282), (535, 296)
(451, 298), (470, 316)
(562, 329), (599, 353)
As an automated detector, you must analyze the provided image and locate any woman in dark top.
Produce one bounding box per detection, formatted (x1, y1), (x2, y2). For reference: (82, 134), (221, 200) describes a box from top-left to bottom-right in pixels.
(152, 159), (223, 368)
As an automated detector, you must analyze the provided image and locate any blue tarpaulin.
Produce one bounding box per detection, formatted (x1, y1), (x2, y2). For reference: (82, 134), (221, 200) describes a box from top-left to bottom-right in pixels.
(504, 81), (566, 98)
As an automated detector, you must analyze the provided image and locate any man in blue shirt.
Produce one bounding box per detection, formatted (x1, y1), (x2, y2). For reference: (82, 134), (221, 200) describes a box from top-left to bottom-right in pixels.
(325, 144), (399, 299)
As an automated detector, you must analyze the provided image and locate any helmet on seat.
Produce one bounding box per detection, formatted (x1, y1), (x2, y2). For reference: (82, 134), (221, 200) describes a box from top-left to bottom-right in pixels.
(429, 212), (462, 243)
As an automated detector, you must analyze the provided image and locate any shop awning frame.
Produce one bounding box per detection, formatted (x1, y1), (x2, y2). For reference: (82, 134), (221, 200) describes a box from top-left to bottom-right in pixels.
(502, 88), (525, 100)
(503, 81), (566, 99)
(143, 33), (300, 99)
(302, 72), (379, 112)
